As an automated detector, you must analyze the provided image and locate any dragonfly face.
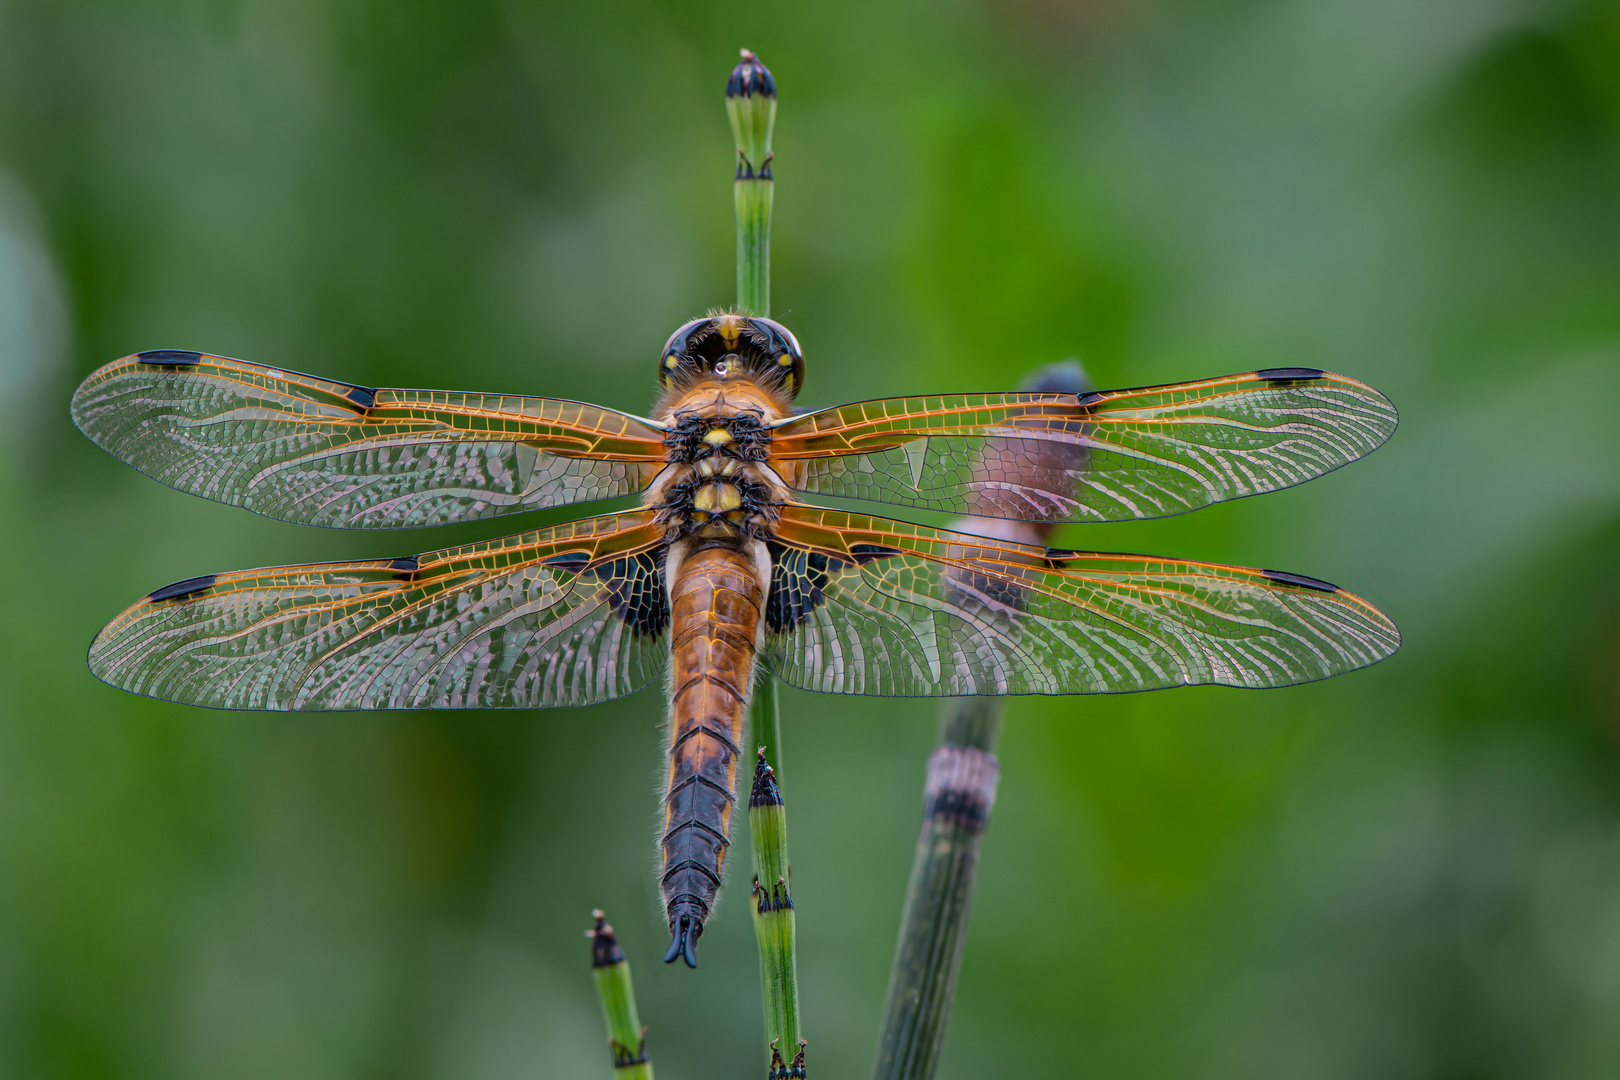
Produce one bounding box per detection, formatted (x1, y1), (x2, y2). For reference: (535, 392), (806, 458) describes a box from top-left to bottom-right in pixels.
(658, 312), (804, 402)
(70, 317), (1401, 966)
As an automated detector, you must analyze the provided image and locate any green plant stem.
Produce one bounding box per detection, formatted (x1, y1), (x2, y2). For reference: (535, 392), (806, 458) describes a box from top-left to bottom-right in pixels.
(750, 669), (783, 791)
(751, 751), (805, 1078)
(732, 48), (783, 786)
(727, 48), (775, 317)
(588, 911), (653, 1080)
(735, 176), (773, 316)
(869, 706), (1001, 1080)
(730, 47), (800, 1077)
(871, 361), (1092, 1080)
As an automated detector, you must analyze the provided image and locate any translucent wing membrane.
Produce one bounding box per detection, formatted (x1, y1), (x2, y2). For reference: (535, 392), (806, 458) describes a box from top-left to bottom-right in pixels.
(768, 369), (1397, 524)
(71, 352), (670, 528)
(763, 504), (1399, 696)
(88, 511), (670, 710)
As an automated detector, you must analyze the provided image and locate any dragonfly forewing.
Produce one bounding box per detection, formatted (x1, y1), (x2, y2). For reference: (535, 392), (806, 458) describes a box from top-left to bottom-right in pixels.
(768, 369), (1397, 524)
(71, 352), (670, 528)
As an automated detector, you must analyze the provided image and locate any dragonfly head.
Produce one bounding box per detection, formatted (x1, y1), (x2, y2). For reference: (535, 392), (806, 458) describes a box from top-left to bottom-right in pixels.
(658, 312), (804, 404)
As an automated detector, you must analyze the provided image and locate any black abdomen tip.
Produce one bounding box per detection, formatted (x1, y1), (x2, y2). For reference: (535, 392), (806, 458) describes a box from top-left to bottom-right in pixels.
(663, 913), (702, 968)
(136, 350), (203, 367)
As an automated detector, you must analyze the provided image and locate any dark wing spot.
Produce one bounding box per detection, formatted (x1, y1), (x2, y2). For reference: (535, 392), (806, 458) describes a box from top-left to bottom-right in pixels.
(1256, 367), (1325, 382)
(147, 574), (217, 602)
(590, 550), (669, 637)
(1261, 568), (1339, 593)
(387, 555), (419, 575)
(542, 552), (592, 574)
(765, 542), (847, 634)
(340, 384), (377, 410)
(1044, 547), (1081, 564)
(849, 543), (903, 565)
(1073, 391), (1107, 408)
(135, 350), (202, 367)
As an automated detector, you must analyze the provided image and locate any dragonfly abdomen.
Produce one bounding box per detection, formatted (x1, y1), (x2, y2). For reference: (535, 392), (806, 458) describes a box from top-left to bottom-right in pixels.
(660, 538), (770, 967)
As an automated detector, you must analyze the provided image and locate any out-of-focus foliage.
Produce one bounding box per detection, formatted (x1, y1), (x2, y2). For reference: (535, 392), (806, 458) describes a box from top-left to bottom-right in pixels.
(1, 0), (1618, 1077)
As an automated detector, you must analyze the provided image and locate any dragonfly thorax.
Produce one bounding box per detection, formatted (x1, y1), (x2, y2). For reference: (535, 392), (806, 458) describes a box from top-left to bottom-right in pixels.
(652, 462), (784, 541)
(652, 368), (791, 541)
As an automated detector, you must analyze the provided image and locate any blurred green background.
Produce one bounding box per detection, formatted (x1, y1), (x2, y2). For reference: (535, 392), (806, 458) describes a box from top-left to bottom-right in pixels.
(2, 0), (1619, 1077)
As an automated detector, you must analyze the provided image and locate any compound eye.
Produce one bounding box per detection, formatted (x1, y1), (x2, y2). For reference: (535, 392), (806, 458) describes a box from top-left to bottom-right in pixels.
(660, 317), (707, 357)
(775, 324), (803, 361)
(750, 317), (802, 362)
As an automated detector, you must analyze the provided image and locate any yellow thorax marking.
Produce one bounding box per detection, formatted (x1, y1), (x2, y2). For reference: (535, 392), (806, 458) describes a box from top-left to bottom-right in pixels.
(692, 483), (742, 514)
(704, 427), (734, 447)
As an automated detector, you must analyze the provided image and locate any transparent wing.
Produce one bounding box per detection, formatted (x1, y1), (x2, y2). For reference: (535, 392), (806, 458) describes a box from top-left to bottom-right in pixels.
(768, 369), (1397, 524)
(71, 351), (670, 528)
(87, 511), (670, 710)
(761, 505), (1399, 696)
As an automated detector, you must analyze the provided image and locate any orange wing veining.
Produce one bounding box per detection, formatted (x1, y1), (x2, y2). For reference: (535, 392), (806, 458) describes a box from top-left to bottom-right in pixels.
(87, 510), (671, 709)
(71, 351), (671, 528)
(761, 503), (1400, 697)
(767, 369), (1397, 524)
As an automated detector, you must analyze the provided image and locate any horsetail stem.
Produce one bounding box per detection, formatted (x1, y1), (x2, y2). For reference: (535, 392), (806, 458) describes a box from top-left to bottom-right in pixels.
(729, 47), (800, 1074)
(751, 750), (804, 1077)
(727, 48), (775, 317)
(871, 361), (1093, 1080)
(588, 911), (653, 1079)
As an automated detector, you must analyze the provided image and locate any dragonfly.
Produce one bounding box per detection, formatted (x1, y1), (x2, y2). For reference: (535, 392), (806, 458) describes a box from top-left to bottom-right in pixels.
(71, 313), (1400, 966)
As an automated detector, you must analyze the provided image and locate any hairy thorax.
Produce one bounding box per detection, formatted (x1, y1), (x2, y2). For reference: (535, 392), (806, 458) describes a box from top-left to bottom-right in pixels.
(647, 378), (791, 547)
